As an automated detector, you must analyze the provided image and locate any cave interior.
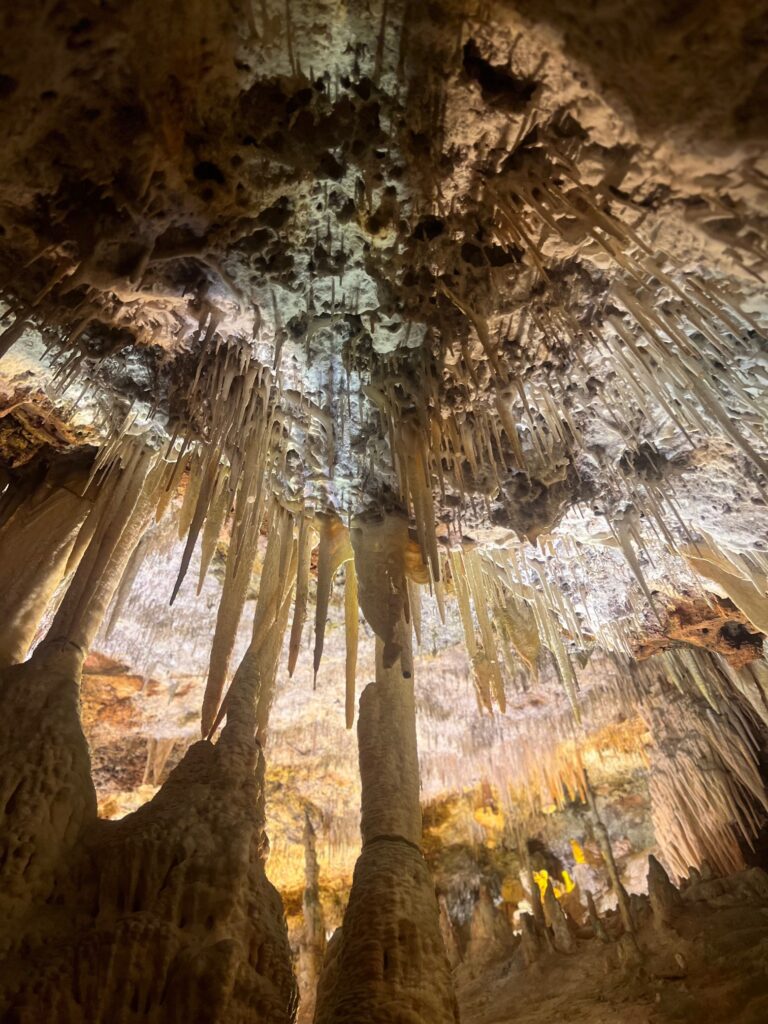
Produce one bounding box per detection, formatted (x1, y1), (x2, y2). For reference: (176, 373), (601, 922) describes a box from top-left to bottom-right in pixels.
(1, 2), (768, 1022)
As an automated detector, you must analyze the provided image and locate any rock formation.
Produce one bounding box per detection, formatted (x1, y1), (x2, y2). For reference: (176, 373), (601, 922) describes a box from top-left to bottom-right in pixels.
(0, 1), (767, 1021)
(296, 812), (326, 1024)
(0, 575), (297, 1023)
(458, 860), (768, 1024)
(0, 452), (92, 665)
(315, 620), (459, 1023)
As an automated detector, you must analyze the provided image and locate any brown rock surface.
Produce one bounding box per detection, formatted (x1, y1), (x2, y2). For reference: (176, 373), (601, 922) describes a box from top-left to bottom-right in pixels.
(0, 3), (767, 1021)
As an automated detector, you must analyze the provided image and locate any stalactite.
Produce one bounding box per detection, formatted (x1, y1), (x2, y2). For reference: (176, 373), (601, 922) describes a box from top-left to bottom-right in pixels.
(344, 557), (359, 729)
(350, 512), (412, 669)
(45, 443), (162, 654)
(288, 512), (315, 677)
(209, 506), (298, 742)
(636, 653), (768, 880)
(313, 513), (354, 683)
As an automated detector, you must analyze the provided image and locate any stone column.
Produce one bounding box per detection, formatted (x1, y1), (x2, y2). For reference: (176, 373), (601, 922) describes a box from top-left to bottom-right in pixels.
(0, 511), (299, 1023)
(314, 619), (459, 1023)
(0, 449), (160, 928)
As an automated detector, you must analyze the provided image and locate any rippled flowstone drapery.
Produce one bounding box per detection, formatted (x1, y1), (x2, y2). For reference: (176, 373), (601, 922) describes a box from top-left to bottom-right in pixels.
(0, 453), (93, 666)
(0, 492), (298, 1022)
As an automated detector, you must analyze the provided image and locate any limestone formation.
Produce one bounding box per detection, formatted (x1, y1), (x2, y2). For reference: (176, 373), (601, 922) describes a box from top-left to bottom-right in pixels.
(314, 624), (459, 1023)
(0, 454), (92, 665)
(297, 812), (326, 1024)
(0, 601), (297, 1023)
(639, 664), (768, 880)
(0, 2), (767, 1022)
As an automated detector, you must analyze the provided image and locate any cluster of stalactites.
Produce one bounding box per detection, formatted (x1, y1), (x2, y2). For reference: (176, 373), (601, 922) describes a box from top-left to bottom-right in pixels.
(631, 650), (768, 878)
(450, 139), (763, 496)
(358, 136), (766, 637)
(2, 125), (766, 751)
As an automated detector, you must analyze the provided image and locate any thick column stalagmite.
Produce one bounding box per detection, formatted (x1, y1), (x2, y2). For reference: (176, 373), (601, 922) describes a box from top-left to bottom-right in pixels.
(0, 638), (95, 930)
(314, 616), (459, 1023)
(297, 812), (327, 1024)
(0, 448), (160, 931)
(0, 494), (299, 1022)
(0, 630), (299, 1022)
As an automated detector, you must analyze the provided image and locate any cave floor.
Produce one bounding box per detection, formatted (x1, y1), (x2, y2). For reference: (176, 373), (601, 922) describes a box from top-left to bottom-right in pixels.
(455, 870), (768, 1024)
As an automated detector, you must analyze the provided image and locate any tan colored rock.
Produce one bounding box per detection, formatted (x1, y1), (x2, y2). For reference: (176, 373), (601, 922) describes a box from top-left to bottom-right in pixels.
(297, 811), (326, 1024)
(465, 884), (516, 970)
(0, 562), (298, 1022)
(0, 456), (91, 665)
(542, 878), (574, 954)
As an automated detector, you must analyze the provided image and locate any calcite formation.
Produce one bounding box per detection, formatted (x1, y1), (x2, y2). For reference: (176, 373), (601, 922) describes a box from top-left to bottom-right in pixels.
(0, 452), (92, 664)
(458, 859), (768, 1024)
(315, 625), (459, 1023)
(0, 1), (767, 1022)
(0, 613), (297, 1023)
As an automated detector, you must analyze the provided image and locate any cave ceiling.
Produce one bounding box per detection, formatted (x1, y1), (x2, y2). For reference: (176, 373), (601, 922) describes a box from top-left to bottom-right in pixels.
(0, 0), (765, 524)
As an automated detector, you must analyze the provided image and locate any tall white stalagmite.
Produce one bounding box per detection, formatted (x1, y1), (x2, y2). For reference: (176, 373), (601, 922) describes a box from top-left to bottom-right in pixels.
(314, 615), (459, 1023)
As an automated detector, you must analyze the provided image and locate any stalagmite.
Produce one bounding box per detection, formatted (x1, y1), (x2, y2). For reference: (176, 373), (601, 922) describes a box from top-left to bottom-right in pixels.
(314, 615), (459, 1023)
(465, 884), (515, 968)
(297, 812), (326, 1024)
(542, 878), (574, 954)
(583, 769), (634, 937)
(585, 891), (610, 943)
(518, 833), (547, 931)
(519, 913), (543, 967)
(647, 854), (679, 929)
(0, 509), (298, 1022)
(438, 895), (462, 970)
(0, 639), (95, 930)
